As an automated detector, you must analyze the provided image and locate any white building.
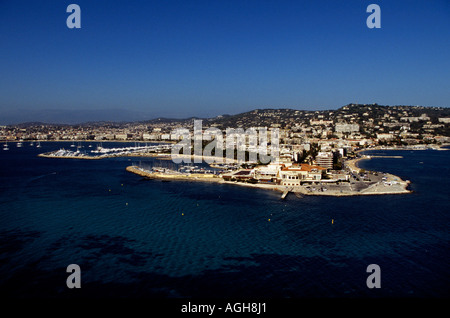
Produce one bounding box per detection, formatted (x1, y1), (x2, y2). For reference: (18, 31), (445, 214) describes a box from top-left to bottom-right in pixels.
(400, 114), (430, 122)
(377, 133), (394, 140)
(279, 164), (326, 186)
(335, 123), (360, 133)
(143, 133), (160, 140)
(315, 152), (333, 169)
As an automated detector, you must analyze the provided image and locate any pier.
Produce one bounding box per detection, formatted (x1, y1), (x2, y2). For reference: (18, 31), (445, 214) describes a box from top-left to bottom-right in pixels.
(281, 187), (293, 199)
(125, 165), (222, 183)
(367, 155), (403, 159)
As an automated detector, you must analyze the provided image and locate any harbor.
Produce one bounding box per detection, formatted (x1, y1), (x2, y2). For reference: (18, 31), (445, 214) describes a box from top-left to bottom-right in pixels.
(33, 141), (416, 197)
(37, 143), (173, 160)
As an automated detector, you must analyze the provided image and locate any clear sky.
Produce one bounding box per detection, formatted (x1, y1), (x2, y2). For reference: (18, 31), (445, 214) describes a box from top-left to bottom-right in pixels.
(0, 0), (449, 123)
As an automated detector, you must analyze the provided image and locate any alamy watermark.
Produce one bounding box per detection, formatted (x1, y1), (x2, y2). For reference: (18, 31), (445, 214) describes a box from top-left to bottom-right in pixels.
(366, 264), (381, 288)
(170, 120), (280, 165)
(366, 4), (381, 29)
(66, 4), (380, 30)
(66, 4), (81, 29)
(66, 264), (81, 288)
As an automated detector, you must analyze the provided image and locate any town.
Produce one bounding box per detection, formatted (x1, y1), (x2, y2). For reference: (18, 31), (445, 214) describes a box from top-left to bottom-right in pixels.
(2, 103), (450, 197)
(2, 104), (450, 146)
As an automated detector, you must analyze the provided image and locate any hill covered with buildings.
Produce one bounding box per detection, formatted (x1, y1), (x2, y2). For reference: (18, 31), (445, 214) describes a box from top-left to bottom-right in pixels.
(2, 103), (449, 147)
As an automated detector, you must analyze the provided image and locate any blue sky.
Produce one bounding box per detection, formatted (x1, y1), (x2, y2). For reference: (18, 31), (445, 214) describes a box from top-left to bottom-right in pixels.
(0, 0), (449, 123)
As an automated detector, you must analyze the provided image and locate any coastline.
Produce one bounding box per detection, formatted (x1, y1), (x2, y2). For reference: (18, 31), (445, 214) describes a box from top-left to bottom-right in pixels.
(36, 143), (447, 162)
(125, 165), (411, 197)
(37, 153), (103, 160)
(125, 165), (223, 183)
(38, 152), (238, 163)
(36, 144), (426, 197)
(345, 144), (448, 174)
(8, 139), (177, 144)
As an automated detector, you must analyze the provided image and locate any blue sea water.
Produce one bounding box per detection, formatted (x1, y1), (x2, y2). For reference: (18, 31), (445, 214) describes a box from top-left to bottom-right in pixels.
(0, 142), (449, 298)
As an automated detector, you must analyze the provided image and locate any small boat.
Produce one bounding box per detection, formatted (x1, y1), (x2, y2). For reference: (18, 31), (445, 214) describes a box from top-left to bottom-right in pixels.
(30, 142), (34, 146)
(17, 142), (23, 147)
(36, 142), (41, 148)
(3, 142), (9, 151)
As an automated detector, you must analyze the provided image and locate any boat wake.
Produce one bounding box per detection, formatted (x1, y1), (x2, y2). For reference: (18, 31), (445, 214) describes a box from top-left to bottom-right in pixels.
(27, 172), (57, 183)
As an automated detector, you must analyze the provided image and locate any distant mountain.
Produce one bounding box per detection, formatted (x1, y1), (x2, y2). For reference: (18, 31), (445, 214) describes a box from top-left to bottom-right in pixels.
(137, 104), (450, 130)
(141, 116), (207, 125)
(1, 104), (448, 126)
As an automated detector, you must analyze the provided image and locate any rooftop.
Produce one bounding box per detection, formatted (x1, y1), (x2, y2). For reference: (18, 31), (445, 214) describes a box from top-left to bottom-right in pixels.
(281, 164), (326, 172)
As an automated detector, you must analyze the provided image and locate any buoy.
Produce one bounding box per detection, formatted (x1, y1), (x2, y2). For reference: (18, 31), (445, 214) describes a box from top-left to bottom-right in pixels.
(268, 219), (271, 222)
(109, 189), (111, 192)
(182, 213), (184, 216)
(126, 203), (128, 206)
(331, 219), (334, 224)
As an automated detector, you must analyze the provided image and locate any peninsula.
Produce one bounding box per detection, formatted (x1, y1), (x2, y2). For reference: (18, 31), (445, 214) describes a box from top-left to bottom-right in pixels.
(124, 152), (412, 197)
(21, 103), (450, 197)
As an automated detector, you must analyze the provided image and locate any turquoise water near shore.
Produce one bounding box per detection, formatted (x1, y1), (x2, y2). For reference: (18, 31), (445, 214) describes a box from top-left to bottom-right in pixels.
(0, 142), (449, 297)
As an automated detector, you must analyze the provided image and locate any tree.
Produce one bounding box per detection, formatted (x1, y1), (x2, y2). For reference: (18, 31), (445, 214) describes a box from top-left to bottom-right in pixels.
(333, 159), (343, 170)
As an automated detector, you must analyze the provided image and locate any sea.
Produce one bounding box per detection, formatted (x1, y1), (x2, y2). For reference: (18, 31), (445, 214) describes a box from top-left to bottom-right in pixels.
(0, 142), (449, 300)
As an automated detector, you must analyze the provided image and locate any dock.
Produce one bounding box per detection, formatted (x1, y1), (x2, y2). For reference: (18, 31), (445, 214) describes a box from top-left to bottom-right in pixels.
(367, 155), (403, 159)
(281, 187), (293, 199)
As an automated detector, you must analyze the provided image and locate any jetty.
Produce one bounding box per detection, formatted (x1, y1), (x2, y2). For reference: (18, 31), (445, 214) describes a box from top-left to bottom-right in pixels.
(37, 146), (413, 198)
(125, 165), (222, 183)
(38, 149), (103, 160)
(281, 187), (293, 199)
(368, 155), (403, 159)
(125, 166), (411, 197)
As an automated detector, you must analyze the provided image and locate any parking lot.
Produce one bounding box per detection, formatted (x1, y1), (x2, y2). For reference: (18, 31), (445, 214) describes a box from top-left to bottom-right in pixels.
(301, 169), (387, 194)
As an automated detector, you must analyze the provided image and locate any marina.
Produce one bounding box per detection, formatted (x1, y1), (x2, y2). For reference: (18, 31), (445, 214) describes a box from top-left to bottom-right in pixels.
(37, 143), (173, 160)
(31, 142), (417, 197)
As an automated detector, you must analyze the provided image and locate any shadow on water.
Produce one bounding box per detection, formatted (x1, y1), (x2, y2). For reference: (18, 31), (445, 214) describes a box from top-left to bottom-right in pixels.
(1, 230), (448, 298)
(1, 146), (449, 299)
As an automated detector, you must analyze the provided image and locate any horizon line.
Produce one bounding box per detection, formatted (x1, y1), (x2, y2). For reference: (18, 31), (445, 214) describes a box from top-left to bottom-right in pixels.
(2, 103), (449, 126)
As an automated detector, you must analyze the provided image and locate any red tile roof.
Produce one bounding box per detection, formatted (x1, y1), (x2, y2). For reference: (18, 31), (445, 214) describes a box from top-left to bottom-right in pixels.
(281, 164), (326, 172)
